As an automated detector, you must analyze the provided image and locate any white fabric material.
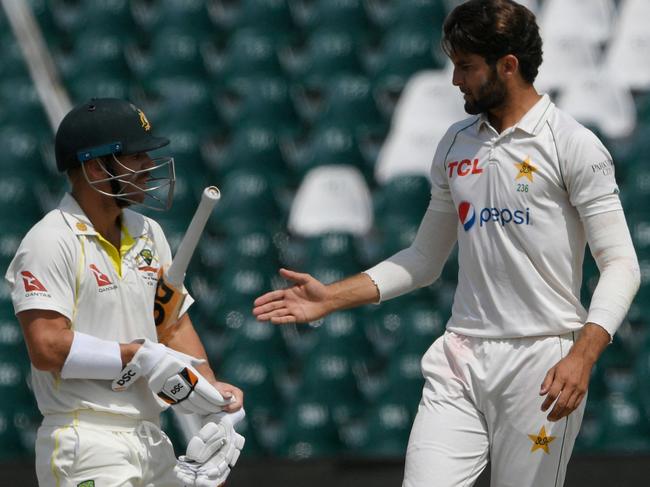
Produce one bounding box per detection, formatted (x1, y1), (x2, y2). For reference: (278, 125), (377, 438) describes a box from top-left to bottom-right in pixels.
(580, 210), (640, 338)
(60, 331), (122, 380)
(429, 94), (623, 338)
(364, 209), (458, 302)
(175, 410), (246, 487)
(36, 411), (180, 486)
(113, 339), (230, 415)
(536, 37), (600, 93)
(288, 165), (373, 236)
(375, 70), (466, 184)
(539, 0), (616, 44)
(4, 193), (193, 419)
(404, 331), (584, 487)
(556, 73), (637, 139)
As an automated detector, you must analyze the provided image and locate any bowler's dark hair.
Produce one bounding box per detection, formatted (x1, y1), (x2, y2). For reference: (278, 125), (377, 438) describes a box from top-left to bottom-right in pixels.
(442, 0), (543, 84)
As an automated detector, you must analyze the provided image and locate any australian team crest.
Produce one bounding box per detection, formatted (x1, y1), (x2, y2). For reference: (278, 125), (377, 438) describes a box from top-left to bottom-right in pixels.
(139, 248), (153, 265)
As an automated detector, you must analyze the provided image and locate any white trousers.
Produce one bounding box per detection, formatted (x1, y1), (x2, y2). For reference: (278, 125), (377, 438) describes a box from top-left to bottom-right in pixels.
(404, 331), (585, 487)
(35, 410), (181, 487)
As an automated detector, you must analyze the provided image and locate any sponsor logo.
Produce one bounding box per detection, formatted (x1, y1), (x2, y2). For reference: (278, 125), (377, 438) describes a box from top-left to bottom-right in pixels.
(448, 158), (483, 178)
(78, 480), (95, 487)
(114, 370), (137, 389)
(528, 426), (556, 454)
(591, 159), (614, 176)
(458, 201), (476, 231)
(89, 264), (117, 292)
(21, 271), (47, 292)
(76, 222), (88, 231)
(458, 202), (531, 231)
(89, 264), (112, 287)
(514, 157), (537, 183)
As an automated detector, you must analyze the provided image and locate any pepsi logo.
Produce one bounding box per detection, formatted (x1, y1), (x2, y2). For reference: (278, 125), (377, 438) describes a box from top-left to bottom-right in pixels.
(458, 201), (476, 231)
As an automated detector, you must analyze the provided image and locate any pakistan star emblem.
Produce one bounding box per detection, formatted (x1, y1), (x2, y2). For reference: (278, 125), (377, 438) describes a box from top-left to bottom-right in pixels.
(515, 157), (538, 182)
(528, 426), (556, 454)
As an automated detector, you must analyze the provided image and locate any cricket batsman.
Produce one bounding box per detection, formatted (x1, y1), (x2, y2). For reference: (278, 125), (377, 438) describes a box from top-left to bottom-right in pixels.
(253, 1), (641, 485)
(5, 98), (245, 486)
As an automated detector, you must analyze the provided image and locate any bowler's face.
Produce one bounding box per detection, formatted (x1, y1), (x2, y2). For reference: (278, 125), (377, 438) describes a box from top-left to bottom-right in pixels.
(450, 51), (506, 115)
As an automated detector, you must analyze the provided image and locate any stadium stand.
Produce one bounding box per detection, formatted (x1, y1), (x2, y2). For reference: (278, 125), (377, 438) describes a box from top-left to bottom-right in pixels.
(2, 0), (650, 472)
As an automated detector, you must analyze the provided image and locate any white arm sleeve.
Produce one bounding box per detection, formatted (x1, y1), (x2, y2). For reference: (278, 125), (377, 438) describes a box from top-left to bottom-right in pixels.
(364, 209), (458, 302)
(580, 207), (640, 338)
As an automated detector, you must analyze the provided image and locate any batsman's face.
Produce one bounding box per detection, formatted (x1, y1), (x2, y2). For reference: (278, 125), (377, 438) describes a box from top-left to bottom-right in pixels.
(451, 51), (507, 115)
(114, 152), (154, 202)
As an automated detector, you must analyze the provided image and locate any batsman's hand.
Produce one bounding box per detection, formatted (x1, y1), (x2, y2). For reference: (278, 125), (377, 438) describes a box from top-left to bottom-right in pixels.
(253, 268), (329, 324)
(539, 350), (591, 422)
(174, 409), (246, 487)
(112, 339), (233, 415)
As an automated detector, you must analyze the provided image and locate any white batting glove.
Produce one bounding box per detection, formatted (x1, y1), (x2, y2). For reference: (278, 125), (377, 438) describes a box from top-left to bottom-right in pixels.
(174, 409), (246, 487)
(111, 339), (232, 415)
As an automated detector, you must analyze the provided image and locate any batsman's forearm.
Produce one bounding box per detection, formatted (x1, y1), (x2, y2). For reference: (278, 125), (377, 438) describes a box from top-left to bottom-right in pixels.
(324, 273), (380, 314)
(163, 313), (217, 382)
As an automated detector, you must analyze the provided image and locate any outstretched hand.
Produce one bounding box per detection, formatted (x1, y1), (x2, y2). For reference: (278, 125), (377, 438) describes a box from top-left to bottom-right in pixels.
(252, 268), (330, 324)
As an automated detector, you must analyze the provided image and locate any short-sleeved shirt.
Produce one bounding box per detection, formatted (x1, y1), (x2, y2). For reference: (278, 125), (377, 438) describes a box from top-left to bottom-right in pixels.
(429, 94), (621, 338)
(5, 193), (193, 419)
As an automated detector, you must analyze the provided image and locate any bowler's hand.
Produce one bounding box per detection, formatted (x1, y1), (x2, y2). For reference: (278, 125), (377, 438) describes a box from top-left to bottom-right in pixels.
(252, 268), (330, 324)
(539, 351), (592, 422)
(211, 381), (244, 413)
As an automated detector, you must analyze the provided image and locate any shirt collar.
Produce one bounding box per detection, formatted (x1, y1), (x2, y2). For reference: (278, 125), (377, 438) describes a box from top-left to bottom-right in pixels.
(58, 193), (147, 239)
(476, 94), (553, 136)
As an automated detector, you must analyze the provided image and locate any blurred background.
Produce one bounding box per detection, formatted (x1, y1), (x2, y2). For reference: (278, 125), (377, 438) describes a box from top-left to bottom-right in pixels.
(1, 0), (649, 485)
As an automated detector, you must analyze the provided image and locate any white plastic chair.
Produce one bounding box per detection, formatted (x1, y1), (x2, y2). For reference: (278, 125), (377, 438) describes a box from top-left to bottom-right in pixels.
(556, 72), (637, 139)
(375, 70), (466, 184)
(539, 0), (616, 45)
(535, 37), (600, 93)
(288, 165), (374, 237)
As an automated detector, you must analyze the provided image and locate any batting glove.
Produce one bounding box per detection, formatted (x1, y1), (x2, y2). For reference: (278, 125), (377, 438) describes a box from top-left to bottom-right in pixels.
(174, 409), (246, 487)
(111, 339), (231, 415)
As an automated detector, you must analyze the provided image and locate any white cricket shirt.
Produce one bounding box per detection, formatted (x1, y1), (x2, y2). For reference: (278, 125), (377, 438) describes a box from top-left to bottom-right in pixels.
(429, 94), (621, 338)
(5, 193), (193, 419)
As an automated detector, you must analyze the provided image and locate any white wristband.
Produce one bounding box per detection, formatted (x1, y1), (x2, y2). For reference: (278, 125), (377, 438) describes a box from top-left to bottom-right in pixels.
(60, 332), (123, 380)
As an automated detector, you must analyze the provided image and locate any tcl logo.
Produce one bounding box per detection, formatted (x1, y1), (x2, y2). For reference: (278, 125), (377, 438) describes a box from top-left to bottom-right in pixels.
(448, 158), (482, 178)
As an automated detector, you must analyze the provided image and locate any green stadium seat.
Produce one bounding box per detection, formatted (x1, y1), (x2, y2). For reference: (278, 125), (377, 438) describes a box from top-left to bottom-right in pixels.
(280, 29), (364, 85)
(356, 400), (413, 457)
(132, 0), (215, 36)
(217, 352), (285, 423)
(128, 30), (207, 82)
(206, 125), (289, 184)
(282, 126), (373, 183)
(0, 33), (31, 79)
(289, 0), (371, 34)
(574, 398), (606, 453)
(366, 27), (446, 92)
(59, 30), (132, 81)
(303, 232), (362, 274)
(0, 79), (50, 135)
(204, 29), (285, 83)
(50, 0), (135, 34)
(365, 298), (443, 358)
(366, 0), (447, 30)
(375, 175), (431, 228)
(302, 74), (386, 132)
(296, 350), (365, 424)
(210, 170), (285, 235)
(217, 77), (298, 135)
(280, 400), (342, 458)
(599, 392), (650, 453)
(217, 264), (275, 311)
(211, 0), (294, 37)
(67, 76), (133, 104)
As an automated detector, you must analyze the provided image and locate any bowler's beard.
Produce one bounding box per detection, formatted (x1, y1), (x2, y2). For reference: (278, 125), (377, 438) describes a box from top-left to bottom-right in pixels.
(464, 66), (507, 115)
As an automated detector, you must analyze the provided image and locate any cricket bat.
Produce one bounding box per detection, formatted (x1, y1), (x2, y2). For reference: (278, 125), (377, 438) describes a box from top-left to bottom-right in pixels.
(154, 186), (221, 330)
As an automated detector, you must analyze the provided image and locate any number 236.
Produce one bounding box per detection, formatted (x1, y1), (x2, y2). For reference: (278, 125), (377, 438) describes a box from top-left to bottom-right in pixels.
(516, 184), (529, 193)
